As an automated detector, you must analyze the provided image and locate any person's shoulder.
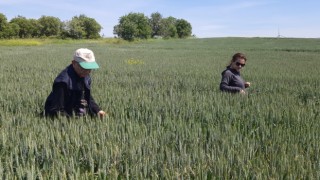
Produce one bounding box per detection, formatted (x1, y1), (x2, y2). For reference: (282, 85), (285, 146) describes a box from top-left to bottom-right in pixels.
(222, 68), (233, 76)
(54, 66), (72, 83)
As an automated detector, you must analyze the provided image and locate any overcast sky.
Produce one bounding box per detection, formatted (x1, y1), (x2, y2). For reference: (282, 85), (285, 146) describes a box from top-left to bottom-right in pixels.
(1, 0), (319, 38)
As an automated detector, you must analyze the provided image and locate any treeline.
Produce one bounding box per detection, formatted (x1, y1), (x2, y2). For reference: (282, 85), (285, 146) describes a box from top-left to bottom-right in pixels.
(0, 14), (102, 39)
(0, 12), (192, 40)
(114, 12), (192, 41)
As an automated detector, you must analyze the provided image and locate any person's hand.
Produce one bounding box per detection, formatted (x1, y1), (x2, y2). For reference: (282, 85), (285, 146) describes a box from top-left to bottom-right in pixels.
(240, 89), (246, 95)
(245, 82), (251, 88)
(98, 110), (107, 119)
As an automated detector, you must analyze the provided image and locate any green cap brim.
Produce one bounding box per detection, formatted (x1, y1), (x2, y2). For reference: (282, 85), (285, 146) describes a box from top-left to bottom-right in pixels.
(79, 61), (99, 69)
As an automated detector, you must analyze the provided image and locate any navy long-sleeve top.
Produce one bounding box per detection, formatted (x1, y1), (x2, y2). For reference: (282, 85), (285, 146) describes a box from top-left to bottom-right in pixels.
(44, 64), (101, 117)
(220, 67), (245, 93)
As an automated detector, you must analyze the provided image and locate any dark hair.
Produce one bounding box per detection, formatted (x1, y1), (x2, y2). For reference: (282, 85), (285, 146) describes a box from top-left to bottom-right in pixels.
(227, 52), (247, 67)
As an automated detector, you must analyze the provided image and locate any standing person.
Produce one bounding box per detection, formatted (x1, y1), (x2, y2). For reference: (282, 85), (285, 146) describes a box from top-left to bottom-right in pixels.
(220, 52), (251, 94)
(44, 48), (106, 118)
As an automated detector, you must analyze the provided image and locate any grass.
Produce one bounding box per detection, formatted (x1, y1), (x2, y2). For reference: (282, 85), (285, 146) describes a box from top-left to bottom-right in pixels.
(0, 37), (319, 178)
(0, 38), (129, 46)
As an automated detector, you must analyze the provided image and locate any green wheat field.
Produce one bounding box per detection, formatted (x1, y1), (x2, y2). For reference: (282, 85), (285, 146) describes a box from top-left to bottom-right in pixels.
(0, 38), (319, 179)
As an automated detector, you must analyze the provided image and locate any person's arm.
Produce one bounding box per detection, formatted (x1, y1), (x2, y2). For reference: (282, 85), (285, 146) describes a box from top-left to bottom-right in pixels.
(88, 96), (107, 118)
(88, 95), (100, 114)
(45, 83), (69, 117)
(220, 71), (243, 93)
(86, 77), (106, 118)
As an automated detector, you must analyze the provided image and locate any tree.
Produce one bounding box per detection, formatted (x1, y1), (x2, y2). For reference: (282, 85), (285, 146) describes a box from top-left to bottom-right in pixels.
(2, 23), (20, 38)
(114, 12), (151, 41)
(9, 16), (41, 38)
(159, 16), (177, 39)
(113, 20), (136, 41)
(63, 19), (85, 39)
(0, 13), (7, 31)
(0, 13), (8, 38)
(38, 16), (62, 37)
(10, 16), (33, 38)
(0, 13), (19, 38)
(149, 12), (162, 38)
(175, 19), (192, 38)
(80, 15), (102, 39)
(28, 19), (41, 37)
(60, 20), (73, 39)
(62, 15), (102, 39)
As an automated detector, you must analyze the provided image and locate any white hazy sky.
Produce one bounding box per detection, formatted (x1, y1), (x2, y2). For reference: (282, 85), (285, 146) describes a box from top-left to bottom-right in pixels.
(1, 0), (319, 38)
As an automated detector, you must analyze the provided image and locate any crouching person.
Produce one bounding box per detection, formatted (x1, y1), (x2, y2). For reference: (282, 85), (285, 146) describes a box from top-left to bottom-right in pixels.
(44, 48), (106, 118)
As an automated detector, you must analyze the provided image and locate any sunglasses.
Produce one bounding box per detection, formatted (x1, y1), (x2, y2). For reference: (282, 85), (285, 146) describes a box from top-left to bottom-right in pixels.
(236, 62), (245, 67)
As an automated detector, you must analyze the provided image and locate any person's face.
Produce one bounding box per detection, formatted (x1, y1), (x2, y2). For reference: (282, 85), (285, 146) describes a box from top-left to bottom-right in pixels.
(72, 60), (92, 77)
(231, 58), (246, 72)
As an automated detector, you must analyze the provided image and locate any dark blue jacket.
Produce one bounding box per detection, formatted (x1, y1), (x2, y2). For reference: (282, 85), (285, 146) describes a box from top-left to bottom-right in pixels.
(44, 65), (100, 117)
(220, 67), (245, 93)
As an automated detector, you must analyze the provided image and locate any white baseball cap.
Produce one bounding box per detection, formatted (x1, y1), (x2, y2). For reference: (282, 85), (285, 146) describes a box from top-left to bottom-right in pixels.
(73, 48), (99, 69)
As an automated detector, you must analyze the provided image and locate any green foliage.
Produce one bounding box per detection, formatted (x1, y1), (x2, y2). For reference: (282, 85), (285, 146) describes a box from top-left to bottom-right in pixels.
(1, 14), (37, 39)
(1, 38), (319, 178)
(114, 12), (193, 40)
(38, 16), (62, 37)
(81, 16), (102, 39)
(0, 13), (9, 38)
(149, 12), (162, 37)
(113, 19), (136, 41)
(0, 13), (7, 31)
(10, 16), (41, 38)
(28, 19), (41, 38)
(0, 13), (102, 39)
(114, 13), (152, 41)
(62, 14), (102, 39)
(159, 16), (178, 39)
(0, 11), (192, 40)
(4, 23), (20, 38)
(175, 19), (192, 38)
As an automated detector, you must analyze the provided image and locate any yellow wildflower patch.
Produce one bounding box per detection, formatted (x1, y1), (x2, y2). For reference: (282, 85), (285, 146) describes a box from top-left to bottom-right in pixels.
(126, 58), (145, 65)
